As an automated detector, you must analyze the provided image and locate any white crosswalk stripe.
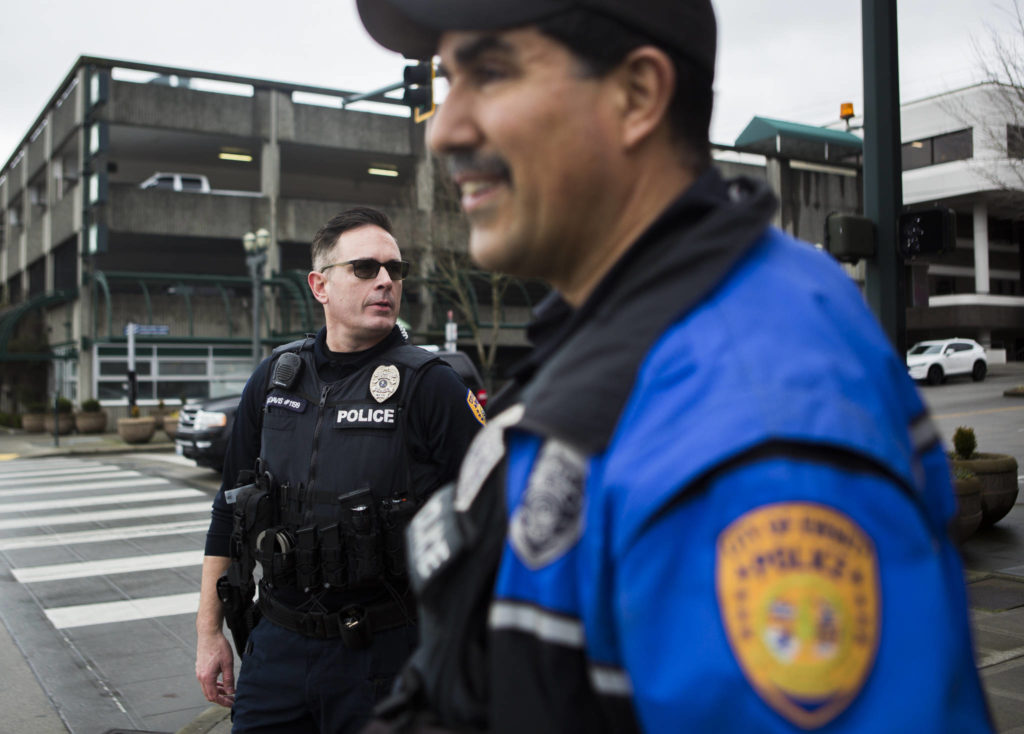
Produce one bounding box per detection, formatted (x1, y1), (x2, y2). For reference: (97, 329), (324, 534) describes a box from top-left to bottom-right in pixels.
(0, 457), (212, 633)
(0, 467), (128, 485)
(0, 463), (121, 481)
(13, 550), (204, 583)
(0, 500), (212, 530)
(0, 488), (200, 514)
(0, 475), (164, 497)
(0, 519), (209, 551)
(45, 592), (201, 629)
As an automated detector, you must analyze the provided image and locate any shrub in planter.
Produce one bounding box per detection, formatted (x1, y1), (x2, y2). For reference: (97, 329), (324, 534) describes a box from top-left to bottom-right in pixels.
(75, 399), (108, 434)
(949, 426), (1019, 528)
(44, 398), (75, 435)
(117, 413), (156, 444)
(164, 410), (180, 440)
(149, 399), (169, 429)
(21, 401), (48, 433)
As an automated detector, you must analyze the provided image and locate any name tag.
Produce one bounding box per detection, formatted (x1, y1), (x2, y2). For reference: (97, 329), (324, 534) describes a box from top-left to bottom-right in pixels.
(334, 404), (397, 429)
(266, 394), (307, 413)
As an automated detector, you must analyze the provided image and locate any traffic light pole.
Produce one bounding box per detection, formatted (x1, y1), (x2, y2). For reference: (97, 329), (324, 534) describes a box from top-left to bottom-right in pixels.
(862, 0), (906, 355)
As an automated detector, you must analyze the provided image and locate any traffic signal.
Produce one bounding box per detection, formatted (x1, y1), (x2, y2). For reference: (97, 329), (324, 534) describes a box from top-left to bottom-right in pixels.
(899, 206), (956, 259)
(403, 61), (435, 123)
(824, 212), (876, 263)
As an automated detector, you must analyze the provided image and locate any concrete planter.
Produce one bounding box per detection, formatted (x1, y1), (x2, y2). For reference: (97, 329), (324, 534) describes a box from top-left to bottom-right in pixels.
(164, 412), (180, 440)
(149, 407), (170, 429)
(43, 413), (75, 435)
(951, 476), (983, 543)
(21, 413), (47, 433)
(117, 416), (157, 444)
(75, 411), (108, 434)
(951, 453), (1019, 528)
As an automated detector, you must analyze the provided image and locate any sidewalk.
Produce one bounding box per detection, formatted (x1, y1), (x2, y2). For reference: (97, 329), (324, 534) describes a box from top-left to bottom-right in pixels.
(0, 427), (1023, 733)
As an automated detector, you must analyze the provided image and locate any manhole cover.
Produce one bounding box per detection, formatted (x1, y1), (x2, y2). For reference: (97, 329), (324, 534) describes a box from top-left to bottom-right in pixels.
(968, 578), (1024, 612)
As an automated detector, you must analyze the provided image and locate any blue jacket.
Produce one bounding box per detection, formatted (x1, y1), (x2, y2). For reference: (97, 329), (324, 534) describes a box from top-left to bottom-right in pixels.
(399, 170), (992, 733)
(493, 227), (991, 732)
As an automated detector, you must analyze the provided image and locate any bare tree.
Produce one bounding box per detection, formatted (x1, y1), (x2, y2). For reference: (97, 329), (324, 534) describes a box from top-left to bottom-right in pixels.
(944, 0), (1024, 193)
(429, 248), (515, 390)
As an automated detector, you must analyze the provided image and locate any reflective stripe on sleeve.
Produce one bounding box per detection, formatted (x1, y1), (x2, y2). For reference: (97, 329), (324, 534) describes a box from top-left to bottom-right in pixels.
(489, 600), (584, 648)
(588, 665), (634, 698)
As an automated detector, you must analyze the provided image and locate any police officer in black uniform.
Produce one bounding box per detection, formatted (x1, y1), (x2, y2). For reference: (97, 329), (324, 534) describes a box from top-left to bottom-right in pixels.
(195, 206), (484, 734)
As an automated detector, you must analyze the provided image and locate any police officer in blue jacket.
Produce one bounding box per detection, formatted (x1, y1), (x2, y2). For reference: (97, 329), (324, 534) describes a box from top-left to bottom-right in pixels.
(194, 207), (484, 733)
(356, 1), (995, 733)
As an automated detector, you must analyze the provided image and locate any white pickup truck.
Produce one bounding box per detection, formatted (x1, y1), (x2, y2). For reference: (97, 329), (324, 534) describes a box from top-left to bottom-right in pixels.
(139, 172), (211, 193)
(138, 172), (261, 197)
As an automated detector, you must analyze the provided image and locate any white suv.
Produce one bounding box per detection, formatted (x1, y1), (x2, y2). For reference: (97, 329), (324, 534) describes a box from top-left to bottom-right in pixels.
(907, 338), (987, 385)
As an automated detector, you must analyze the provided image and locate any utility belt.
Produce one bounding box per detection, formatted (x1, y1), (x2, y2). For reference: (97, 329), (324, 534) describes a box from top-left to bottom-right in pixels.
(227, 464), (421, 596)
(258, 581), (414, 646)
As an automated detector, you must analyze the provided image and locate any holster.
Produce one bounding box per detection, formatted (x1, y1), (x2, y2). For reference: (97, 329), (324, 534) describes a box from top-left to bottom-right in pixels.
(216, 573), (260, 653)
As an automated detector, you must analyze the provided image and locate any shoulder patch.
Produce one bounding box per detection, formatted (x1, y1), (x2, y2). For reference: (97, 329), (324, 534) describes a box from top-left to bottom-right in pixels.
(716, 502), (880, 729)
(466, 389), (486, 426)
(509, 439), (587, 570)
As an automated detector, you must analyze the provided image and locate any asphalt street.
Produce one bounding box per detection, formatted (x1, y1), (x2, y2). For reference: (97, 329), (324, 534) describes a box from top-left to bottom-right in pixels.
(0, 364), (1021, 733)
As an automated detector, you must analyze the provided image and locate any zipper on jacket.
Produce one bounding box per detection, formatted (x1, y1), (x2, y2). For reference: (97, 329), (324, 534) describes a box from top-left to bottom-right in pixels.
(306, 384), (331, 499)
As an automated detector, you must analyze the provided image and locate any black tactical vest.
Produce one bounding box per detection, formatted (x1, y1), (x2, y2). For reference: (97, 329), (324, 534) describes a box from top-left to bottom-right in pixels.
(253, 336), (441, 595)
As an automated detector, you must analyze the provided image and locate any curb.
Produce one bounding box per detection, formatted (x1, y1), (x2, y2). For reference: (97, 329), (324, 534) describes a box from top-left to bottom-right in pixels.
(23, 441), (177, 458)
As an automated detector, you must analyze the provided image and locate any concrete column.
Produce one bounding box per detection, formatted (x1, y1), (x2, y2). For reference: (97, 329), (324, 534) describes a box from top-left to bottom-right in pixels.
(412, 129), (436, 337)
(261, 90), (281, 274)
(973, 202), (990, 295)
(765, 157), (792, 233)
(1, 174), (7, 287)
(43, 111), (53, 291)
(978, 329), (992, 348)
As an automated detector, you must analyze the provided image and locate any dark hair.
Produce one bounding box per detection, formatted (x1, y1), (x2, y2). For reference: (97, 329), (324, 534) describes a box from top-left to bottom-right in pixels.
(311, 206), (394, 271)
(535, 10), (713, 171)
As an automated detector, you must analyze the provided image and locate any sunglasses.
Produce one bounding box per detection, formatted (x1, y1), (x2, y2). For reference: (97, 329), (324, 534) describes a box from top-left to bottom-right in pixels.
(320, 258), (410, 280)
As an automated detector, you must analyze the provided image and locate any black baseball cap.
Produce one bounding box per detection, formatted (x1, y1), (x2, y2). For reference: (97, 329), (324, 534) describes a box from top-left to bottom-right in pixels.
(356, 0), (716, 79)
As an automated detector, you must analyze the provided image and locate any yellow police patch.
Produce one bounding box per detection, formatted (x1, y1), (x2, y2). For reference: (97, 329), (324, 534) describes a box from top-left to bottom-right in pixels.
(466, 389), (486, 426)
(716, 502), (879, 729)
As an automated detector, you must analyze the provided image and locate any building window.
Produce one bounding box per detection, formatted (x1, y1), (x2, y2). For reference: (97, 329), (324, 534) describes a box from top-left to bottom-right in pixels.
(1008, 125), (1024, 159)
(933, 129), (973, 164)
(93, 343), (251, 403)
(902, 139), (932, 170)
(902, 128), (973, 170)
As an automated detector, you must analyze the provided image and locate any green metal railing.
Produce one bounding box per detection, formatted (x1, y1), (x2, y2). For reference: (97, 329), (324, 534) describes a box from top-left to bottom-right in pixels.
(90, 270), (319, 344)
(0, 289), (78, 361)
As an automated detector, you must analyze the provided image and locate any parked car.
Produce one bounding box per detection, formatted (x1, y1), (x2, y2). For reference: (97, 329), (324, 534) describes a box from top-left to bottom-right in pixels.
(175, 348), (485, 472)
(175, 394), (241, 473)
(139, 172), (211, 193)
(906, 338), (987, 385)
(426, 347), (488, 407)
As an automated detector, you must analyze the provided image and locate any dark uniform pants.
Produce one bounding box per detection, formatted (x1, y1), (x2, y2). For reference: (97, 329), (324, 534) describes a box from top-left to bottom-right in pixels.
(232, 616), (416, 734)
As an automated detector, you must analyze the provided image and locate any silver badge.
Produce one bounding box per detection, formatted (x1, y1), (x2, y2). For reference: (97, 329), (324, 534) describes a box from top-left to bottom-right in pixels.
(369, 364), (400, 403)
(509, 438), (587, 570)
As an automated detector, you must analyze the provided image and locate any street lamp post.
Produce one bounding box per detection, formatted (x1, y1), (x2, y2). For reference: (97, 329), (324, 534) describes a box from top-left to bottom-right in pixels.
(243, 228), (270, 369)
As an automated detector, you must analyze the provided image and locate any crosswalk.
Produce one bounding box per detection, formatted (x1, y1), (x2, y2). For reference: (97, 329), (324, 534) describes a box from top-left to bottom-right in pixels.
(0, 457), (209, 630)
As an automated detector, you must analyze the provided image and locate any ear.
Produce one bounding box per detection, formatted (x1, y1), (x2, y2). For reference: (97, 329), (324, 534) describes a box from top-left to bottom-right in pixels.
(614, 46), (675, 150)
(308, 270), (329, 304)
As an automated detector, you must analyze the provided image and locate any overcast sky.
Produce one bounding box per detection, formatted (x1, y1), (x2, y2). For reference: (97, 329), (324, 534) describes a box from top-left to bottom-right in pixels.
(0, 0), (1012, 166)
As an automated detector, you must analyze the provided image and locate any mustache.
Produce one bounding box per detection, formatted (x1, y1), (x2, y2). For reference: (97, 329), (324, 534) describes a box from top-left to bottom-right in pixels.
(444, 150), (511, 181)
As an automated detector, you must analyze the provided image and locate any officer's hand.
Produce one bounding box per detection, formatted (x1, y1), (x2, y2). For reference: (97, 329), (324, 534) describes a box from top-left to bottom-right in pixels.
(196, 630), (235, 707)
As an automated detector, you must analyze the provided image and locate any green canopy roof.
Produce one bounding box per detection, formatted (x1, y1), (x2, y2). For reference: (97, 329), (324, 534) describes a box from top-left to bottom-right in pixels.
(734, 116), (862, 163)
